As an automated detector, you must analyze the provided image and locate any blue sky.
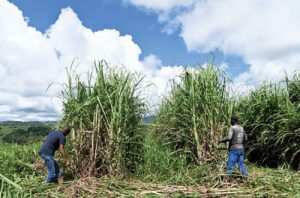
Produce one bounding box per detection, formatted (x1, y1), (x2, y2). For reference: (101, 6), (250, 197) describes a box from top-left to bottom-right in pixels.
(0, 0), (299, 121)
(9, 0), (248, 75)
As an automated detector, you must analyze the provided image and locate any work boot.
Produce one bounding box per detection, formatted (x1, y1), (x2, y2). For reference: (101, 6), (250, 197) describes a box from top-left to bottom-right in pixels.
(58, 177), (64, 184)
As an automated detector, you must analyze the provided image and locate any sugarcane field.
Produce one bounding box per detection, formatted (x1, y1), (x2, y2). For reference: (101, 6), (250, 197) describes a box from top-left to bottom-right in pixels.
(1, 0), (300, 197)
(1, 61), (299, 197)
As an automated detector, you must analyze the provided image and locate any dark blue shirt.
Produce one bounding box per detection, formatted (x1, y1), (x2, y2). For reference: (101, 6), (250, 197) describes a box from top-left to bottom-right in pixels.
(39, 131), (66, 156)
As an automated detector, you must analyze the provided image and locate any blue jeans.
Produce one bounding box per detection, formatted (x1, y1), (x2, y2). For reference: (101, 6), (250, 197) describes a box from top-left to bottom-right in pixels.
(40, 153), (62, 183)
(227, 148), (247, 176)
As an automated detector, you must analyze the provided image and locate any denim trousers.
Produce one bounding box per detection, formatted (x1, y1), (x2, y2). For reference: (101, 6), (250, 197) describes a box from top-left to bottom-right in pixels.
(227, 148), (247, 176)
(40, 153), (62, 183)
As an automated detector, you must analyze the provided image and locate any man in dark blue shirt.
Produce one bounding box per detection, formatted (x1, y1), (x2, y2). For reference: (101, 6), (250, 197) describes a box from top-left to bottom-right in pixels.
(39, 126), (71, 184)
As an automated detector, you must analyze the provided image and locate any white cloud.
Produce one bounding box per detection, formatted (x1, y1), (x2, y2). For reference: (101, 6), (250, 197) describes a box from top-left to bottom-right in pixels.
(123, 0), (196, 32)
(46, 8), (144, 73)
(124, 0), (196, 12)
(5, 0), (299, 121)
(138, 54), (183, 113)
(128, 0), (300, 86)
(0, 0), (183, 121)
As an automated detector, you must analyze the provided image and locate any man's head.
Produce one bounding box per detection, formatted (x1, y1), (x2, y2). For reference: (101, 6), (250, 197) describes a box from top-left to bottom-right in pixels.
(230, 116), (238, 126)
(62, 126), (71, 136)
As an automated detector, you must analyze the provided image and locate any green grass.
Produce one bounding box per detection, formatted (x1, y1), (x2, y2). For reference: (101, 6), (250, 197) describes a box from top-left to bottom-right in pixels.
(0, 143), (41, 177)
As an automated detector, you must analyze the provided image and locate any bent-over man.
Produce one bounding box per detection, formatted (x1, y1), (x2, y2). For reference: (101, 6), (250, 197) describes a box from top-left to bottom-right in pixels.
(39, 126), (71, 184)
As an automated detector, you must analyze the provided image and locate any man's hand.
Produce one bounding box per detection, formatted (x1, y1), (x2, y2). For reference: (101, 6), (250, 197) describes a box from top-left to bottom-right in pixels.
(66, 159), (71, 166)
(59, 144), (71, 166)
(42, 136), (47, 142)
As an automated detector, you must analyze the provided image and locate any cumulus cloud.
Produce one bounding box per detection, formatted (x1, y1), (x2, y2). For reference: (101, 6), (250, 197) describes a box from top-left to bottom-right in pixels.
(0, 0), (61, 120)
(141, 55), (183, 111)
(127, 0), (300, 85)
(46, 7), (144, 73)
(0, 0), (183, 121)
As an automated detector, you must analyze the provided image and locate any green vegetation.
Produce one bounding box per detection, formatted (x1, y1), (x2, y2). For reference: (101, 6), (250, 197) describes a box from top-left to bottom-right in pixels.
(0, 62), (299, 197)
(154, 65), (233, 165)
(61, 61), (147, 177)
(0, 122), (53, 144)
(2, 143), (300, 197)
(237, 74), (300, 169)
(0, 143), (40, 197)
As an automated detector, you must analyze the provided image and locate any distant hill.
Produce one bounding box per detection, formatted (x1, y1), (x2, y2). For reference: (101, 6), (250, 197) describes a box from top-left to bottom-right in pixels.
(0, 121), (57, 126)
(0, 118), (155, 144)
(0, 121), (56, 144)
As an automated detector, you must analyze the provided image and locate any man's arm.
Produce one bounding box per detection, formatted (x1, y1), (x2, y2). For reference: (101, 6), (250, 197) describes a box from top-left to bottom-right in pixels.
(59, 144), (71, 165)
(219, 127), (233, 143)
